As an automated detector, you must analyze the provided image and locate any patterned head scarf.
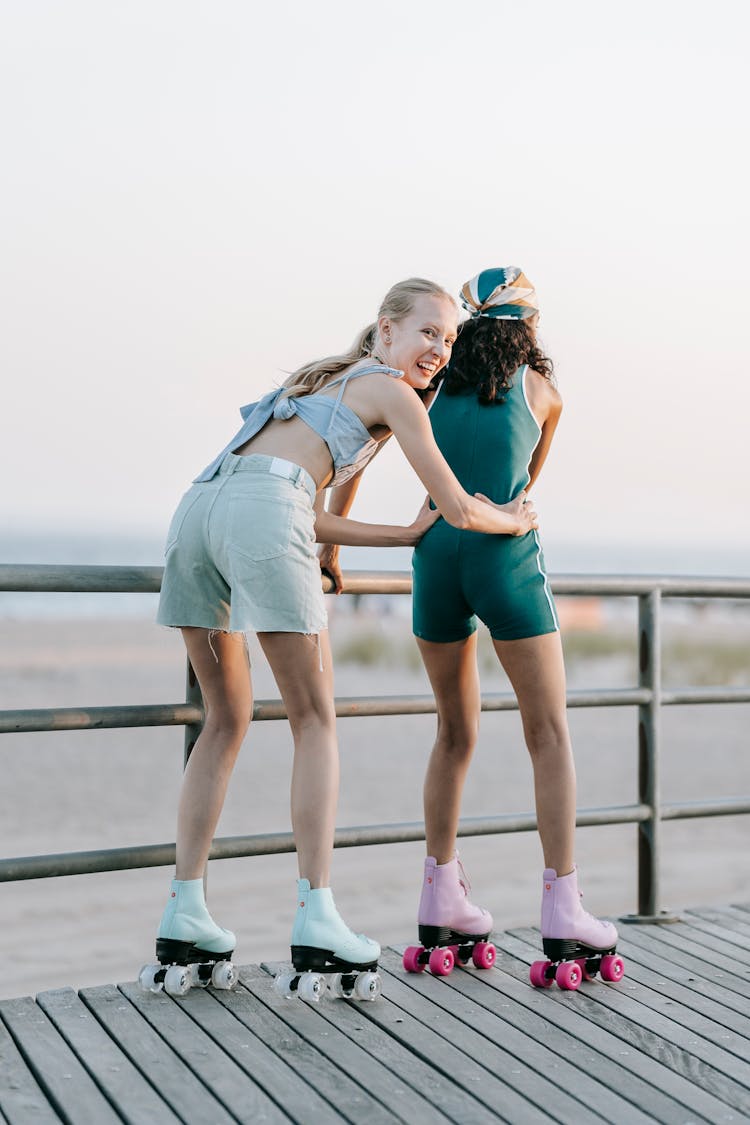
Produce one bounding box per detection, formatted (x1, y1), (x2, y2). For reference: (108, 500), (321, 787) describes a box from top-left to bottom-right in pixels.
(460, 266), (539, 320)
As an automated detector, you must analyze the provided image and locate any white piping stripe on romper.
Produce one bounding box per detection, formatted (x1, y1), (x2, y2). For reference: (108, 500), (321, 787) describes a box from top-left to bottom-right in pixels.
(521, 366), (559, 630)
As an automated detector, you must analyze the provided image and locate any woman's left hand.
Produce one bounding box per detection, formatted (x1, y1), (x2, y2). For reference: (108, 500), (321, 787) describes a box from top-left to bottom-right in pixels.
(408, 496), (441, 544)
(475, 490), (538, 536)
(318, 543), (344, 593)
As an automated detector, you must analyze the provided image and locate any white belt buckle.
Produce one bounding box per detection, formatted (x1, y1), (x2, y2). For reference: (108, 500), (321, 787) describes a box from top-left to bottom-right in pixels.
(269, 457), (294, 479)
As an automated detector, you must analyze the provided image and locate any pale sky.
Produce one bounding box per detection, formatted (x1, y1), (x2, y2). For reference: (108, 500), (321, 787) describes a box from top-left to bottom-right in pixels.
(2, 1), (749, 569)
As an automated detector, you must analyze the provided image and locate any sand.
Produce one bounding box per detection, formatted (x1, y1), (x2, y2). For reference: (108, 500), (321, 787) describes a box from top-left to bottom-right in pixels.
(1, 611), (748, 1000)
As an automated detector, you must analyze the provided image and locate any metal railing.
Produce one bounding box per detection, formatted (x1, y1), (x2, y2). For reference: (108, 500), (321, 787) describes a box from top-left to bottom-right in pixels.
(1, 564), (749, 920)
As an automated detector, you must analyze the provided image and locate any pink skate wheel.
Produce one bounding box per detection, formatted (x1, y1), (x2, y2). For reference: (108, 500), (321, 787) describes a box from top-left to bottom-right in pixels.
(529, 960), (553, 988)
(471, 942), (496, 970)
(575, 958), (595, 982)
(402, 946), (426, 974)
(428, 947), (455, 976)
(555, 961), (582, 991)
(600, 954), (625, 983)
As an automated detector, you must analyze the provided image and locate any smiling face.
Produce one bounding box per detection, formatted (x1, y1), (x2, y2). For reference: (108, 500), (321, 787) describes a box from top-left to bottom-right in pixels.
(378, 294), (458, 390)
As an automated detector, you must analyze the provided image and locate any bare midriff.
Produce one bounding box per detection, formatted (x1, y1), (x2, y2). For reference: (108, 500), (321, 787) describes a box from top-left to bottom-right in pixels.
(234, 415), (335, 490)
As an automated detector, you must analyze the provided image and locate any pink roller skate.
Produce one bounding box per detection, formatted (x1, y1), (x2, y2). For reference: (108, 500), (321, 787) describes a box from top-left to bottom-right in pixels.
(529, 867), (624, 991)
(403, 854), (496, 976)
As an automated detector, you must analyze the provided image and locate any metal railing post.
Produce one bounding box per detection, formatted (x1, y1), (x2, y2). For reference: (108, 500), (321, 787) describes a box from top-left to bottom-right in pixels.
(636, 588), (664, 919)
(183, 655), (207, 891)
(183, 657), (204, 768)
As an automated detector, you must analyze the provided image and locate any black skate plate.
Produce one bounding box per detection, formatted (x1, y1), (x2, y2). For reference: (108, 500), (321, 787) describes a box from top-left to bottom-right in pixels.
(156, 937), (234, 965)
(290, 944), (378, 973)
(541, 937), (616, 961)
(418, 924), (491, 947)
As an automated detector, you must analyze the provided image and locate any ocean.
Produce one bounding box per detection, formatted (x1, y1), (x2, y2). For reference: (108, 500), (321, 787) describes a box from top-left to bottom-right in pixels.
(1, 527), (747, 620)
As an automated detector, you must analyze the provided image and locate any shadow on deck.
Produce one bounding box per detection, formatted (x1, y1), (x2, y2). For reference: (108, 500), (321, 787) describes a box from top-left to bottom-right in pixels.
(2, 904), (749, 1124)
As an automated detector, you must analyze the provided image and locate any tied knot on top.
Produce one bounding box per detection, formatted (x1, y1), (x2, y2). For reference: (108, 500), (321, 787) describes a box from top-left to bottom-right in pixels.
(460, 266), (539, 321)
(273, 395), (299, 421)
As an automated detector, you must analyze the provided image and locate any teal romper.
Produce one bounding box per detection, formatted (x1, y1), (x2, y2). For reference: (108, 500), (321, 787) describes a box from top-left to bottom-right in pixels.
(412, 365), (559, 643)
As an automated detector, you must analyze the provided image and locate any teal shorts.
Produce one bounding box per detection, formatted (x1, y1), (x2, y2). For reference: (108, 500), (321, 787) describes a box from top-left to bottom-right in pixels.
(412, 520), (559, 643)
(157, 454), (327, 635)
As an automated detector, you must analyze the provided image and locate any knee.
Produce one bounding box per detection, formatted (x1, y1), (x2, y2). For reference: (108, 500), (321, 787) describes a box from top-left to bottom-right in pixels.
(203, 702), (252, 749)
(522, 716), (571, 761)
(436, 716), (479, 762)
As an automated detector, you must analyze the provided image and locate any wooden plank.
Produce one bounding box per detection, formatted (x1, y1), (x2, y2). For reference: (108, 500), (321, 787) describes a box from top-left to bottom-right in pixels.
(36, 987), (181, 1125)
(621, 924), (750, 1006)
(261, 960), (503, 1125)
(80, 984), (236, 1125)
(288, 958), (581, 1125)
(384, 947), (655, 1125)
(687, 905), (750, 937)
(119, 981), (290, 1124)
(0, 1014), (61, 1125)
(215, 967), (414, 1125)
(667, 919), (750, 964)
(492, 931), (733, 1124)
(410, 940), (710, 1125)
(378, 949), (619, 1124)
(626, 921), (750, 988)
(167, 980), (350, 1124)
(618, 938), (750, 1043)
(0, 996), (120, 1125)
(508, 927), (750, 1118)
(561, 954), (750, 1069)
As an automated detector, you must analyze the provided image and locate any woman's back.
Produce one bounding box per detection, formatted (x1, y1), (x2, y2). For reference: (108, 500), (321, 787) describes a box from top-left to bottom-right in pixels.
(428, 365), (541, 505)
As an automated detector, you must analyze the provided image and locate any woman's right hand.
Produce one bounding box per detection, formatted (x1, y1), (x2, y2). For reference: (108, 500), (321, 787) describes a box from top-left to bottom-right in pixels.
(474, 491), (538, 536)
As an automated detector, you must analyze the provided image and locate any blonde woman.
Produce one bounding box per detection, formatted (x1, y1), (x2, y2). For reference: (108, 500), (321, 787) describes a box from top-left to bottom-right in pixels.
(144, 278), (537, 1000)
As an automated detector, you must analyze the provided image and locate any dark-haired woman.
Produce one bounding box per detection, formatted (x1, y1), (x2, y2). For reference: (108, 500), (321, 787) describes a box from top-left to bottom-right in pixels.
(407, 268), (621, 988)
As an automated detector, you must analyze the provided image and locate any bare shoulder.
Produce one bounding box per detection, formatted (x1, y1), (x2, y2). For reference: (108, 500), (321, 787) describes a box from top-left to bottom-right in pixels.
(348, 368), (425, 431)
(525, 367), (562, 423)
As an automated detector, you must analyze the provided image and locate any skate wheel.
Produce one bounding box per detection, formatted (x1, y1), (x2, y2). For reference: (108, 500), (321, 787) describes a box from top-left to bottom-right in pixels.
(600, 954), (625, 983)
(471, 942), (496, 970)
(138, 964), (163, 993)
(188, 963), (208, 988)
(211, 961), (237, 990)
(164, 965), (191, 996)
(428, 947), (455, 976)
(354, 971), (381, 1002)
(297, 973), (326, 1003)
(555, 961), (582, 991)
(575, 958), (595, 982)
(329, 972), (347, 998)
(274, 971), (296, 998)
(529, 960), (553, 988)
(402, 946), (426, 974)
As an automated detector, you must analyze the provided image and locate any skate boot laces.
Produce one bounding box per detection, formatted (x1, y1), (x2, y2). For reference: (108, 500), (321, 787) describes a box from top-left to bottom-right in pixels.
(457, 856), (472, 898)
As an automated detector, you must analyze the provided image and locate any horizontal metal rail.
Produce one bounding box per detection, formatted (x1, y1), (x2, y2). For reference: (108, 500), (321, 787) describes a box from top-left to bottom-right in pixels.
(1, 564), (748, 919)
(4, 796), (749, 883)
(2, 564), (750, 599)
(4, 686), (750, 736)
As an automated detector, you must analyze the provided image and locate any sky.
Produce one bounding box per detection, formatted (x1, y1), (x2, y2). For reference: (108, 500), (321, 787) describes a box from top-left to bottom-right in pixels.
(2, 0), (749, 572)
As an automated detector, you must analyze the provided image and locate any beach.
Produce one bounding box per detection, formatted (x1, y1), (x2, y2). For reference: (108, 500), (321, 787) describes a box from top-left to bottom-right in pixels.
(1, 608), (748, 1001)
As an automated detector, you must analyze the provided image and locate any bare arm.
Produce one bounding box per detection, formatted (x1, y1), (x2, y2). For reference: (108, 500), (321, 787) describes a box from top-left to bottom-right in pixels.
(313, 490), (439, 548)
(317, 436), (395, 592)
(526, 375), (563, 491)
(316, 473), (362, 592)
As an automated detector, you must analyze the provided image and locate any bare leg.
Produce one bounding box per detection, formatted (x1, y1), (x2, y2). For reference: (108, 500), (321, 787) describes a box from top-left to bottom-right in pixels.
(176, 628), (253, 880)
(417, 635), (481, 863)
(492, 631), (576, 874)
(257, 630), (337, 888)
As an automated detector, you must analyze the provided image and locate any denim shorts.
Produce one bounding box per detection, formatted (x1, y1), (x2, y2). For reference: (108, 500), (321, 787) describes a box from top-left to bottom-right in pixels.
(156, 453), (328, 635)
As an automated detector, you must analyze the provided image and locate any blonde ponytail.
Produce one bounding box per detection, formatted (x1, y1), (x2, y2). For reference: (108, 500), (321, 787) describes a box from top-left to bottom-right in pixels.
(281, 278), (455, 400)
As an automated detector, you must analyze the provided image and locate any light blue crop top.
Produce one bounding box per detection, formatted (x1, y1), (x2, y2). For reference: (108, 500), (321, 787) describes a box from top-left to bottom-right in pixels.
(194, 363), (403, 488)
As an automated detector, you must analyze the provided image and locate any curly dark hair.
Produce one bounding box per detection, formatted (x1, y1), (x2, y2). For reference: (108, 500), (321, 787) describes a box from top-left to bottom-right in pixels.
(442, 317), (554, 404)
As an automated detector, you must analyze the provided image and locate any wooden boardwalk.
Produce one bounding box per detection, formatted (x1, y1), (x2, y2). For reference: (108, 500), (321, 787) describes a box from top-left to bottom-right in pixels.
(1, 904), (749, 1124)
